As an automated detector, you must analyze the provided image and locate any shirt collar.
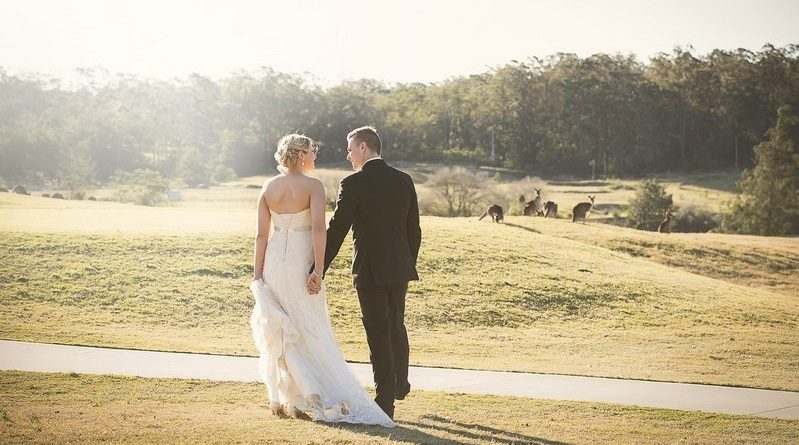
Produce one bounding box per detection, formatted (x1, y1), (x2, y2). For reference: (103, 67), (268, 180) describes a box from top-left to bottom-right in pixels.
(362, 156), (382, 166)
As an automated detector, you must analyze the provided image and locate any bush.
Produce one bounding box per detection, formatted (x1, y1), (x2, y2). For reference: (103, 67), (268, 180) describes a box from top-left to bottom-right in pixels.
(178, 147), (212, 187)
(505, 176), (545, 216)
(628, 179), (673, 231)
(674, 205), (720, 233)
(110, 169), (168, 206)
(438, 147), (492, 164)
(426, 167), (499, 216)
(211, 165), (237, 184)
(60, 151), (95, 201)
(69, 190), (87, 200)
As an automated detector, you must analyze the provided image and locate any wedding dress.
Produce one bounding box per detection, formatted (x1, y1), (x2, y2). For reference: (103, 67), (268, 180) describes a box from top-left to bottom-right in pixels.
(250, 208), (394, 427)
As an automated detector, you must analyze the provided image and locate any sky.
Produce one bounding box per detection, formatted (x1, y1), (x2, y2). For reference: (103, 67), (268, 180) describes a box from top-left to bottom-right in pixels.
(1, 0), (797, 86)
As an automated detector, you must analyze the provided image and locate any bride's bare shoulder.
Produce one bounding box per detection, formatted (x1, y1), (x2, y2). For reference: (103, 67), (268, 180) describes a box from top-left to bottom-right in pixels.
(261, 173), (321, 193)
(304, 175), (323, 187)
(257, 176), (279, 201)
(262, 174), (285, 188)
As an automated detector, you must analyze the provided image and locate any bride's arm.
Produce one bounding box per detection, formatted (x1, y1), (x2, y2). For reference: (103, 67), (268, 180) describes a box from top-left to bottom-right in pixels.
(309, 179), (327, 276)
(252, 190), (272, 281)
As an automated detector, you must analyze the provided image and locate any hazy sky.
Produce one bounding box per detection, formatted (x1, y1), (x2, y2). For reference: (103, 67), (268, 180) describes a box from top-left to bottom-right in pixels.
(1, 0), (797, 85)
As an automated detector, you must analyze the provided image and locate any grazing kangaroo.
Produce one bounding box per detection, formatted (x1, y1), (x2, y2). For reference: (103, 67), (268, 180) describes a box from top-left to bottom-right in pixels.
(657, 209), (673, 234)
(523, 188), (543, 216)
(479, 204), (504, 223)
(572, 195), (596, 223)
(543, 201), (558, 218)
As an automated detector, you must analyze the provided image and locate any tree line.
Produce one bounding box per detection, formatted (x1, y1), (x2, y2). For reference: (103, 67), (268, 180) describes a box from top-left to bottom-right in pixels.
(1, 44), (797, 190)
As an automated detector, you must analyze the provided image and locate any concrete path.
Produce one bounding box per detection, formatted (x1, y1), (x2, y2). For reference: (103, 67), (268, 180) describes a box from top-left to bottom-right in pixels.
(2, 340), (797, 420)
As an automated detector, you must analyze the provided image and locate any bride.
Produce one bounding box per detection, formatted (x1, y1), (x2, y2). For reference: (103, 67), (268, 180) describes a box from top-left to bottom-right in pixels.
(249, 134), (395, 427)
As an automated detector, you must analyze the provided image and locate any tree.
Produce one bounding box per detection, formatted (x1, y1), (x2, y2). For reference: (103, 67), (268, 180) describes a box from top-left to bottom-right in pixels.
(628, 179), (673, 230)
(177, 146), (211, 187)
(2, 45), (799, 183)
(722, 106), (799, 235)
(60, 144), (96, 199)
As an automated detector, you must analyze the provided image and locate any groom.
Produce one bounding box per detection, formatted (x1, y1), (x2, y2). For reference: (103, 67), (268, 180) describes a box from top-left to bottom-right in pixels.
(310, 126), (421, 419)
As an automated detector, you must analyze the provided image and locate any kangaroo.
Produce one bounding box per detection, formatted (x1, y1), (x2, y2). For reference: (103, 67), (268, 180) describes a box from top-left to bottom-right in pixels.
(543, 201), (558, 218)
(479, 204), (504, 223)
(523, 201), (535, 216)
(523, 188), (543, 216)
(657, 209), (673, 234)
(572, 195), (596, 223)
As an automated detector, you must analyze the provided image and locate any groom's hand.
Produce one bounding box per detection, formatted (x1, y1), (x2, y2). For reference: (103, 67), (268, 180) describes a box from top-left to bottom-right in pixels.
(307, 273), (322, 295)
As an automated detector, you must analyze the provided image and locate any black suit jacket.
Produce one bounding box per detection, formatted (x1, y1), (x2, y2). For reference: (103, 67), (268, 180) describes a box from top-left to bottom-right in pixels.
(322, 159), (421, 286)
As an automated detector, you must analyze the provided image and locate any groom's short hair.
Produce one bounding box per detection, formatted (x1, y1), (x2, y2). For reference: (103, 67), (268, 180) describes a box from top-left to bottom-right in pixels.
(347, 126), (382, 155)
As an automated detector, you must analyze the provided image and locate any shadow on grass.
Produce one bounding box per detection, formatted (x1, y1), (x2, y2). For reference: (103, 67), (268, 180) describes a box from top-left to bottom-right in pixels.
(503, 222), (541, 234)
(327, 414), (569, 444)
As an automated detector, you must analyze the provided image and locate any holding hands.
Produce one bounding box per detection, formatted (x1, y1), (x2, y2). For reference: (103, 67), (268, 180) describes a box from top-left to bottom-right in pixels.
(307, 270), (323, 294)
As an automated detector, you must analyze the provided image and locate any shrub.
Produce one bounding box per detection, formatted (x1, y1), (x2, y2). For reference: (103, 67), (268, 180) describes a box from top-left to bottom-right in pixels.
(628, 179), (673, 231)
(674, 205), (720, 233)
(503, 176), (545, 216)
(426, 167), (499, 217)
(110, 169), (168, 206)
(211, 165), (237, 184)
(178, 147), (212, 187)
(60, 152), (95, 200)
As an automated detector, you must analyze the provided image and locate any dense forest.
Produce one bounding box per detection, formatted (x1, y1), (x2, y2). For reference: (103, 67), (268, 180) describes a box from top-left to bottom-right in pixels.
(1, 45), (797, 188)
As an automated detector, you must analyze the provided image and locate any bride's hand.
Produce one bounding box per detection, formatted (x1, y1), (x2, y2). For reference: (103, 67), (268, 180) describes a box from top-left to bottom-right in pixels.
(307, 273), (322, 295)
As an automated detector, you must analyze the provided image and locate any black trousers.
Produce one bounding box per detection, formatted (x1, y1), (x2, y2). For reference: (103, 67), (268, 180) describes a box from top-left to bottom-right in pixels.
(355, 279), (410, 417)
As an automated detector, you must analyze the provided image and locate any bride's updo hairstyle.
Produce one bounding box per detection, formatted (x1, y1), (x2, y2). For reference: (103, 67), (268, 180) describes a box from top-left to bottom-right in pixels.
(274, 133), (318, 172)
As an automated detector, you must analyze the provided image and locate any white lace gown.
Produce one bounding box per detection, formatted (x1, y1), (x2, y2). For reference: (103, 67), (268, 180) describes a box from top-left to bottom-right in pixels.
(250, 208), (395, 427)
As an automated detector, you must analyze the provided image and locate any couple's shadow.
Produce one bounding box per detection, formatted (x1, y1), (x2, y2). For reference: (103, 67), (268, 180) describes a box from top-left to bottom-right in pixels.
(326, 414), (569, 445)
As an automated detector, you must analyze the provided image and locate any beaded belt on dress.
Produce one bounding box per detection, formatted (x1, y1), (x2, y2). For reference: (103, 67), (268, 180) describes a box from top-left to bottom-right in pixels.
(273, 226), (312, 231)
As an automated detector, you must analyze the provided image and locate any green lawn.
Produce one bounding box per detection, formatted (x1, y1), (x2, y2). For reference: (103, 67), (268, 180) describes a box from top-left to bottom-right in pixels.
(2, 191), (797, 390)
(2, 371), (796, 445)
(504, 216), (798, 296)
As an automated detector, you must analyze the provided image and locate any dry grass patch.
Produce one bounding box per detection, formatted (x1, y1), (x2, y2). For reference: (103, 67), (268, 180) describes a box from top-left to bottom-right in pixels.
(2, 371), (797, 445)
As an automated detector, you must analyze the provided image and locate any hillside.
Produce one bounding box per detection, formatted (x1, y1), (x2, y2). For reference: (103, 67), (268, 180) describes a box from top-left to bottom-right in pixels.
(506, 216), (798, 297)
(1, 192), (797, 390)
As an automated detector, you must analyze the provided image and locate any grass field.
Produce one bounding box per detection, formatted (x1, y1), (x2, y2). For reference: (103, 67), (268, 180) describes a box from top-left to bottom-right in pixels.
(2, 190), (797, 391)
(36, 166), (739, 215)
(2, 371), (796, 445)
(506, 216), (798, 296)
